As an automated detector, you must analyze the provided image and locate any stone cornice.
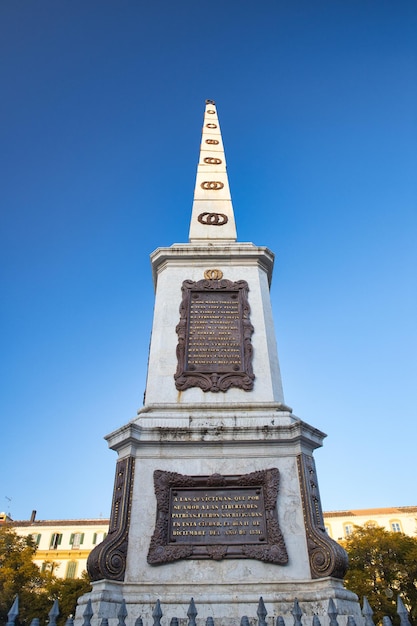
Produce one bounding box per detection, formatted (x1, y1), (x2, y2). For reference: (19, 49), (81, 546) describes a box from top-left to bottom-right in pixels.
(150, 243), (275, 288)
(138, 401), (292, 414)
(105, 415), (326, 454)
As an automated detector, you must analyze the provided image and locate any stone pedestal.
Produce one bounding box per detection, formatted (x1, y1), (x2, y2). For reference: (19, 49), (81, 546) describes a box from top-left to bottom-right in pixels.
(76, 579), (362, 625)
(75, 404), (361, 625)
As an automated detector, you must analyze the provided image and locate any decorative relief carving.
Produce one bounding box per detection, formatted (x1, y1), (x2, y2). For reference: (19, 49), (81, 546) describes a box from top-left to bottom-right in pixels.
(297, 453), (348, 579)
(87, 456), (135, 581)
(203, 157), (222, 164)
(207, 110), (216, 114)
(175, 278), (255, 392)
(206, 472), (227, 486)
(200, 181), (224, 190)
(198, 212), (228, 226)
(206, 545), (228, 560)
(147, 469), (288, 566)
(206, 123), (217, 129)
(204, 269), (223, 280)
(206, 139), (219, 145)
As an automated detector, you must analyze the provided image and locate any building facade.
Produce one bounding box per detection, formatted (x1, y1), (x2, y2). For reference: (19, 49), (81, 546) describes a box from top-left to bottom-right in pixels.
(323, 506), (417, 541)
(1, 514), (108, 580)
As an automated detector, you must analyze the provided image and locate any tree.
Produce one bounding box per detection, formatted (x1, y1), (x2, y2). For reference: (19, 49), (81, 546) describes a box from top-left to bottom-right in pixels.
(0, 525), (46, 625)
(0, 526), (91, 626)
(343, 524), (417, 625)
(44, 572), (91, 623)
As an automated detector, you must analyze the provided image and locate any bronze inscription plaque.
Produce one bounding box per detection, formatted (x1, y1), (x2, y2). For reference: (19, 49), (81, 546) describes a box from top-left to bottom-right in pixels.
(187, 291), (242, 372)
(169, 487), (267, 545)
(175, 278), (255, 392)
(147, 469), (288, 566)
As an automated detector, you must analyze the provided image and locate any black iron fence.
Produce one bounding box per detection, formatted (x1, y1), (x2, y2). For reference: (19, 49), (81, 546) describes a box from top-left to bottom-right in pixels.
(5, 595), (413, 626)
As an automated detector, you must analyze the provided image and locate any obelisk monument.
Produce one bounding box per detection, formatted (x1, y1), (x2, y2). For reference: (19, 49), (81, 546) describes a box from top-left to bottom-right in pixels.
(77, 101), (361, 624)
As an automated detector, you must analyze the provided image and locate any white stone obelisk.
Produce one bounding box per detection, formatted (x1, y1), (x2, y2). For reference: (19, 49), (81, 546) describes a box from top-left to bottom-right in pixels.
(76, 101), (362, 626)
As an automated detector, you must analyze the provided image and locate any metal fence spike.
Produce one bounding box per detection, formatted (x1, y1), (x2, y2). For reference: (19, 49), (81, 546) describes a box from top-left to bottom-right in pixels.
(65, 617), (74, 626)
(276, 617), (285, 626)
(362, 597), (375, 626)
(49, 599), (60, 626)
(328, 598), (339, 626)
(291, 599), (302, 626)
(382, 617), (393, 626)
(153, 600), (163, 626)
(82, 599), (93, 626)
(30, 620), (40, 626)
(312, 616), (321, 626)
(118, 599), (128, 626)
(257, 597), (267, 626)
(135, 617), (143, 626)
(347, 616), (357, 626)
(6, 596), (19, 626)
(241, 617), (250, 626)
(170, 618), (179, 626)
(397, 596), (411, 626)
(206, 617), (214, 626)
(100, 618), (109, 626)
(188, 598), (198, 626)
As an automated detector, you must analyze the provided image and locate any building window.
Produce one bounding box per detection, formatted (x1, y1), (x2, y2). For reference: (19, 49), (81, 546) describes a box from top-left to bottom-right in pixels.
(92, 531), (106, 545)
(66, 561), (77, 579)
(31, 533), (41, 545)
(344, 524), (353, 537)
(69, 532), (84, 549)
(49, 533), (62, 549)
(391, 521), (402, 533)
(41, 562), (54, 574)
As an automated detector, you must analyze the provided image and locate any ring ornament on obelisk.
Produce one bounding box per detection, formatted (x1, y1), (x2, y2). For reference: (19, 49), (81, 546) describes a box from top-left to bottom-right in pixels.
(204, 269), (224, 280)
(197, 213), (228, 226)
(200, 181), (224, 190)
(203, 157), (222, 164)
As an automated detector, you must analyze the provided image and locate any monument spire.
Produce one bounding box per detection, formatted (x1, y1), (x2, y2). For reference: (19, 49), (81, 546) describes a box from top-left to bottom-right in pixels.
(189, 100), (237, 242)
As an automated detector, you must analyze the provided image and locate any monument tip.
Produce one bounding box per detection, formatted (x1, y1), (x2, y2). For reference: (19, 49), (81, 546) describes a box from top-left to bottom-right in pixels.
(189, 101), (237, 243)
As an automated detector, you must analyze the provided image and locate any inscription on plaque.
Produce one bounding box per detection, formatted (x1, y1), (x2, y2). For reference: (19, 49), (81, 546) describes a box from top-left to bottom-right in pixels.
(175, 278), (255, 392)
(169, 487), (267, 544)
(187, 292), (242, 372)
(147, 469), (288, 566)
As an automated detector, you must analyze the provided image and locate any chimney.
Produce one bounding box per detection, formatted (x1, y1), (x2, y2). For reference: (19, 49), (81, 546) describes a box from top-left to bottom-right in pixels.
(30, 510), (36, 522)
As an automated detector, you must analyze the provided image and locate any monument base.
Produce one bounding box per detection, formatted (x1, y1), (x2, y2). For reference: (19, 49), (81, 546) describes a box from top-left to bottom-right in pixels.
(76, 408), (360, 626)
(75, 578), (363, 626)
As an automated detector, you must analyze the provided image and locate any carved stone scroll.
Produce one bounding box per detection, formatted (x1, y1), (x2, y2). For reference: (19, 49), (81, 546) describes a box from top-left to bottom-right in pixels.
(297, 453), (348, 579)
(87, 456), (135, 581)
(147, 469), (288, 566)
(175, 278), (255, 392)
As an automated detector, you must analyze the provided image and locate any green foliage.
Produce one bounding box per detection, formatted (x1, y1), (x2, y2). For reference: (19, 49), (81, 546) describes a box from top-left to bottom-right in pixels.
(343, 524), (417, 625)
(0, 526), (91, 626)
(45, 573), (91, 623)
(0, 525), (45, 625)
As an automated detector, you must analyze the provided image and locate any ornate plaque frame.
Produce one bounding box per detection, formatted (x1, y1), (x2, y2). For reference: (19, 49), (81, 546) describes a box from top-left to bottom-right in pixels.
(147, 469), (288, 566)
(174, 278), (255, 392)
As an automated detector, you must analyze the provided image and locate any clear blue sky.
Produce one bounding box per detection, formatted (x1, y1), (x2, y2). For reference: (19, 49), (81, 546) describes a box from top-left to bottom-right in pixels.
(1, 1), (416, 522)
